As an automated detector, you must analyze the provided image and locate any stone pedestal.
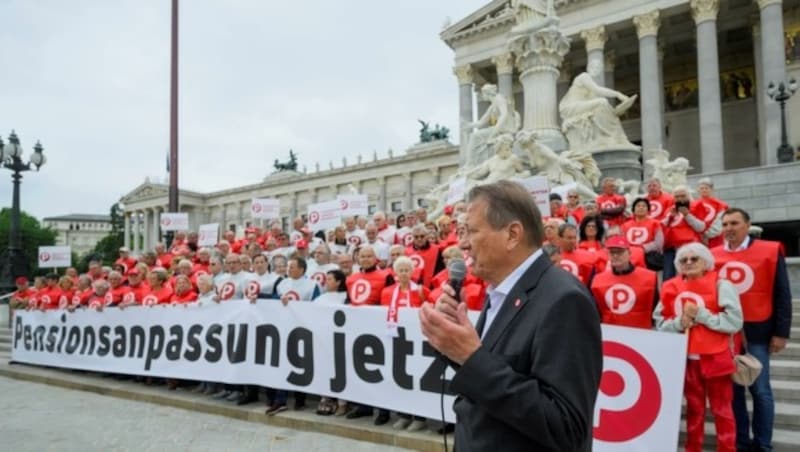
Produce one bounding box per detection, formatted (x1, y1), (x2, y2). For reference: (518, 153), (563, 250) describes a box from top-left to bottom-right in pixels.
(512, 27), (571, 152)
(592, 149), (643, 183)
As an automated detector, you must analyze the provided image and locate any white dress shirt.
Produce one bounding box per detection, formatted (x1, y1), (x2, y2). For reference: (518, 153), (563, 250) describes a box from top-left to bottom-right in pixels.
(724, 235), (750, 252)
(482, 248), (544, 340)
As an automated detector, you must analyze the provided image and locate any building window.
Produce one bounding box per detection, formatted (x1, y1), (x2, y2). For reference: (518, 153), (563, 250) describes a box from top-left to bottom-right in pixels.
(418, 198), (429, 208)
(368, 205), (377, 215)
(391, 201), (402, 213)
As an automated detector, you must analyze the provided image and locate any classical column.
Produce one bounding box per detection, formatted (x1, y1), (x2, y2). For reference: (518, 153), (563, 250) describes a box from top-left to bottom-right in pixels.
(377, 177), (387, 212)
(691, 0), (725, 173)
(756, 0), (787, 165)
(454, 65), (475, 165)
(634, 10), (665, 157)
(123, 212), (131, 250)
(513, 27), (571, 151)
(557, 61), (572, 102)
(237, 201), (245, 233)
(753, 24), (768, 164)
(475, 85), (490, 119)
(152, 207), (161, 247)
(404, 173), (414, 211)
(492, 53), (515, 101)
(291, 193), (299, 219)
(604, 50), (616, 90)
(581, 26), (607, 86)
(142, 209), (151, 252)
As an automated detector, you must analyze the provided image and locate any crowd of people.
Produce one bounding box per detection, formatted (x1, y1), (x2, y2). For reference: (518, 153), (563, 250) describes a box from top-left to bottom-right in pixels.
(8, 176), (792, 450)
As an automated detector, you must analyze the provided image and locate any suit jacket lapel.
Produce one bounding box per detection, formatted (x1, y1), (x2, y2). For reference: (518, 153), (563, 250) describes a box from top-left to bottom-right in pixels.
(474, 293), (490, 337)
(481, 254), (551, 351)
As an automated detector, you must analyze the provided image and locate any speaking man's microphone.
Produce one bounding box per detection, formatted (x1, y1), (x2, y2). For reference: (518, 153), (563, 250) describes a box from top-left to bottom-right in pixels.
(448, 259), (467, 303)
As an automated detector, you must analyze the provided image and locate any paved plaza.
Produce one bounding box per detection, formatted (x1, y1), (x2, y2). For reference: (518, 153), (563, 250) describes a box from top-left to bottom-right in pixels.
(0, 376), (411, 452)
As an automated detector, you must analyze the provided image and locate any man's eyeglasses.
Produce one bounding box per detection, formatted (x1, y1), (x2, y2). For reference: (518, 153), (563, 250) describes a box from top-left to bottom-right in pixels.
(678, 256), (700, 265)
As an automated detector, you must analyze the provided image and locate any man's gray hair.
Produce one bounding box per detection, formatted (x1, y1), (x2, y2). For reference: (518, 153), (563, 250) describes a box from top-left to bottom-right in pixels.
(675, 243), (715, 272)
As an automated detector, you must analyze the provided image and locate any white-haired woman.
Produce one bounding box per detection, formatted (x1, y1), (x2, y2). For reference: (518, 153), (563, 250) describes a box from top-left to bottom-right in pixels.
(653, 242), (742, 452)
(380, 256), (429, 431)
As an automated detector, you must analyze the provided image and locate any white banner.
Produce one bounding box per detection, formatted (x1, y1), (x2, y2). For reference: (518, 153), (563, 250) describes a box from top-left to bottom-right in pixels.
(38, 246), (71, 268)
(12, 305), (686, 451)
(307, 200), (342, 232)
(337, 195), (368, 218)
(251, 198), (281, 220)
(197, 223), (219, 247)
(446, 177), (467, 205)
(160, 213), (189, 231)
(516, 176), (551, 217)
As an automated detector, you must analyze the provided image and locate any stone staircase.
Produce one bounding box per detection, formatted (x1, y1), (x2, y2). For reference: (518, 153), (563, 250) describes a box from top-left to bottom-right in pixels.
(0, 322), (10, 363)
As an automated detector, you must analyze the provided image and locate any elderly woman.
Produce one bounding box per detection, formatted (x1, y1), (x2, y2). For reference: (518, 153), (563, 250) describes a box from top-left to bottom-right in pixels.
(143, 268), (173, 306)
(171, 275), (198, 304)
(87, 280), (112, 311)
(697, 178), (728, 248)
(380, 257), (428, 431)
(653, 243), (742, 452)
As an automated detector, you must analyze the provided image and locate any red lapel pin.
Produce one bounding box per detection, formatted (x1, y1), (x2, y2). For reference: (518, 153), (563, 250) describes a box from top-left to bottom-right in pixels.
(514, 298), (521, 308)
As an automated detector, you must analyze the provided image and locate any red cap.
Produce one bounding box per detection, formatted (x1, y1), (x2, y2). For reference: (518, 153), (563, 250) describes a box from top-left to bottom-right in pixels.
(15, 276), (27, 285)
(295, 239), (308, 249)
(605, 235), (630, 249)
(443, 205), (454, 215)
(128, 268), (141, 276)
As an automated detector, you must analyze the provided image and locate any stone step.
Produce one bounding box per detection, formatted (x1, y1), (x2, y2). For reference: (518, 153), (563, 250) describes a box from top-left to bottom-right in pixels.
(679, 422), (800, 452)
(782, 342), (800, 358)
(771, 360), (800, 378)
(682, 401), (800, 429)
(773, 379), (800, 402)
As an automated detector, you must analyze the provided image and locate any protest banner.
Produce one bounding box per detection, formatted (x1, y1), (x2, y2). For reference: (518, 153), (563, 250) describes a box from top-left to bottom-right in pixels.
(160, 213), (189, 231)
(38, 246), (72, 268)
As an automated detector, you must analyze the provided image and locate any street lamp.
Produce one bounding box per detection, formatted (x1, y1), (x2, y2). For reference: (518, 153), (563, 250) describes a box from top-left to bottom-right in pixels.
(0, 130), (46, 294)
(767, 78), (798, 164)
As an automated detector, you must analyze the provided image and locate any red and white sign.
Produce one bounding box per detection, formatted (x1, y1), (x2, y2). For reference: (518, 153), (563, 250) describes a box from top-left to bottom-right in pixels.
(251, 198), (281, 220)
(337, 194), (368, 218)
(38, 246), (72, 268)
(593, 326), (686, 452)
(626, 227), (648, 246)
(198, 223), (219, 247)
(307, 200), (342, 232)
(160, 213), (189, 231)
(604, 284), (637, 314)
(446, 177), (467, 205)
(718, 261), (754, 294)
(515, 176), (551, 217)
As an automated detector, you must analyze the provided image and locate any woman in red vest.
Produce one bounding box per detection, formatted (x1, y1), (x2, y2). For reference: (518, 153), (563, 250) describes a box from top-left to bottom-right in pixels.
(654, 243), (743, 452)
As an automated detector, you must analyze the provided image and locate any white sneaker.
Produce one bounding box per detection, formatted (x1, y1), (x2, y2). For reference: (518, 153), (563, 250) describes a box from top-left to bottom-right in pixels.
(392, 418), (412, 430)
(407, 419), (427, 432)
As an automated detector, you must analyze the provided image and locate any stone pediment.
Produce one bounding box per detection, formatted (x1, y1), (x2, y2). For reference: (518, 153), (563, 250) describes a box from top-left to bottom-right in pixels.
(120, 182), (169, 204)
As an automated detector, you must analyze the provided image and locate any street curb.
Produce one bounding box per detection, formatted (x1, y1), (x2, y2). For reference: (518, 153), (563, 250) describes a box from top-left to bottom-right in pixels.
(0, 363), (450, 452)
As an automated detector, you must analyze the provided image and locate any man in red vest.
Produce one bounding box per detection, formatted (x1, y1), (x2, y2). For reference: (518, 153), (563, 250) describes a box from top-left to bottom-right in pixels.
(712, 207), (792, 452)
(346, 246), (394, 306)
(114, 247), (138, 275)
(645, 177), (674, 221)
(596, 177), (627, 231)
(662, 186), (711, 281)
(406, 224), (445, 288)
(590, 236), (657, 329)
(557, 224), (597, 286)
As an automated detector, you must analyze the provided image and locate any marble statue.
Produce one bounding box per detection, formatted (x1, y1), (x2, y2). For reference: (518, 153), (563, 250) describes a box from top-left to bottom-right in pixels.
(463, 84), (521, 167)
(508, 0), (558, 39)
(559, 60), (639, 153)
(465, 134), (529, 185)
(645, 149), (692, 192)
(516, 130), (599, 199)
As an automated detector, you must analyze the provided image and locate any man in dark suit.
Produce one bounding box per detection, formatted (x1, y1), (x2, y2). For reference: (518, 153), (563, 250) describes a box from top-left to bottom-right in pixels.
(420, 180), (603, 452)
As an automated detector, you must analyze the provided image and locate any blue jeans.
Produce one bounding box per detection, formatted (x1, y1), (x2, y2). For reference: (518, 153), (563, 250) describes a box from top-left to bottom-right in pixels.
(663, 248), (677, 282)
(733, 342), (774, 451)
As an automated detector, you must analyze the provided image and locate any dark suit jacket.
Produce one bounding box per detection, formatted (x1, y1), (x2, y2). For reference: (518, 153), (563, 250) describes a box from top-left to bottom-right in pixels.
(451, 253), (603, 452)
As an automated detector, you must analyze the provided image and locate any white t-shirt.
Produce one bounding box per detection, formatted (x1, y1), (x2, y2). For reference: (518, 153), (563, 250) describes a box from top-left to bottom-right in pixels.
(314, 291), (347, 305)
(245, 272), (283, 299)
(305, 263), (341, 290)
(276, 277), (320, 301)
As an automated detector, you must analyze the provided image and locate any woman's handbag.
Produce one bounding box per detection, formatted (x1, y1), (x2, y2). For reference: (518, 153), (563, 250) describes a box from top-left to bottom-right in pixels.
(645, 251), (664, 271)
(731, 333), (763, 386)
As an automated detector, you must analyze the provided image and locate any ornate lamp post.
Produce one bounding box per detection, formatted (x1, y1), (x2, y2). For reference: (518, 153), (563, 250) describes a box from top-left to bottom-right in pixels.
(767, 78), (798, 164)
(0, 131), (46, 293)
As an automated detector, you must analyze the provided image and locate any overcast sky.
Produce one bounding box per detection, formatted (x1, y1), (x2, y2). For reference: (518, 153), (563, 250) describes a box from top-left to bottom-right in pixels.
(0, 0), (488, 221)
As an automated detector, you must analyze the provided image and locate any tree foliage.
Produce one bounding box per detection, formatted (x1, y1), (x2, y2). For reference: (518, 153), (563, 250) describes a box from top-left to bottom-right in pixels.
(83, 203), (124, 267)
(0, 208), (57, 275)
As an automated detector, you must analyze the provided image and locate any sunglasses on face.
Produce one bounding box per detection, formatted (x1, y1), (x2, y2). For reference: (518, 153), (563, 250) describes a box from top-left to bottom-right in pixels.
(679, 256), (701, 265)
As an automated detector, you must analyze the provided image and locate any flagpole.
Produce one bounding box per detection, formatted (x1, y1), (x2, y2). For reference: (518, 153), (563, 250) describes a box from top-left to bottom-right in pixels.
(167, 0), (179, 247)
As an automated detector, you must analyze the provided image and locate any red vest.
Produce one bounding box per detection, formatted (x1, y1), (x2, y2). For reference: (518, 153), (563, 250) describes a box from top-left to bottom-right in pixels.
(55, 289), (75, 310)
(712, 240), (779, 322)
(108, 286), (132, 305)
(380, 283), (428, 308)
(559, 249), (597, 285)
(700, 197), (728, 248)
(660, 271), (729, 355)
(406, 243), (441, 288)
(622, 218), (661, 248)
(142, 286), (174, 306)
(646, 192), (674, 221)
(663, 201), (709, 249)
(596, 194), (627, 227)
(127, 283), (150, 302)
(87, 293), (111, 310)
(591, 267), (656, 329)
(567, 205), (585, 225)
(346, 268), (391, 306)
(72, 289), (93, 307)
(171, 290), (198, 304)
(115, 257), (138, 274)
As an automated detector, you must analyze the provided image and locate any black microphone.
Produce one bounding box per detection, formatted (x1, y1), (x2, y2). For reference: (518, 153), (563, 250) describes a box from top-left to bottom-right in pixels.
(448, 259), (467, 303)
